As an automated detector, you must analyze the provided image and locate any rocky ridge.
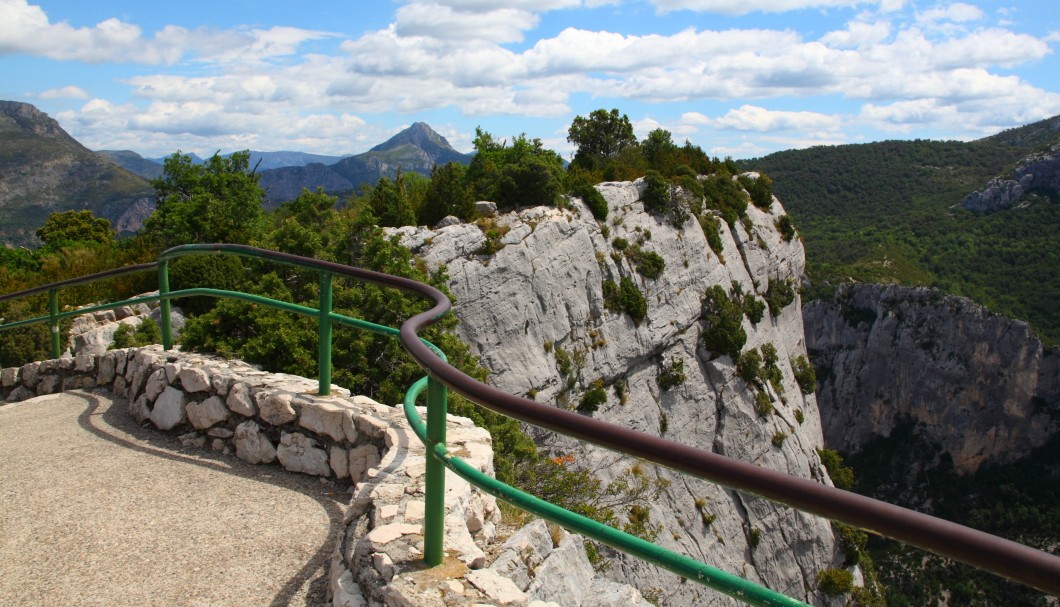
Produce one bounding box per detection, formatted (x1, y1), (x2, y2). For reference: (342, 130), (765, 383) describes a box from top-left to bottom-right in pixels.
(804, 283), (1060, 473)
(961, 140), (1060, 213)
(393, 178), (843, 605)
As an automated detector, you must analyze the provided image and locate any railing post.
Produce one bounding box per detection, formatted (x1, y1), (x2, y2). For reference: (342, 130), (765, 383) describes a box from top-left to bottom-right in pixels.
(317, 271), (333, 396)
(48, 288), (60, 358)
(424, 376), (448, 566)
(158, 259), (173, 350)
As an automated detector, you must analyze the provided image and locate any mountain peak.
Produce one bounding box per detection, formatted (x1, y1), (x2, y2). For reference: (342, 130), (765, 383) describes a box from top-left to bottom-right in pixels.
(371, 122), (453, 154)
(0, 100), (75, 141)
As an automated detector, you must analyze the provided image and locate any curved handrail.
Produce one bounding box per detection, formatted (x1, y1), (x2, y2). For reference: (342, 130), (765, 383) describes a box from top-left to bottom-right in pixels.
(2, 243), (1058, 600)
(403, 376), (810, 607)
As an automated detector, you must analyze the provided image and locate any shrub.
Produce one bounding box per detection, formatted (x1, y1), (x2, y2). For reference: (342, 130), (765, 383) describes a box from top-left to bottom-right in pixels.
(698, 213), (725, 258)
(794, 409), (805, 425)
(754, 390), (773, 417)
(737, 349), (762, 386)
(791, 355), (817, 394)
(658, 358), (686, 391)
(642, 170), (671, 213)
(772, 431), (788, 447)
(579, 385), (607, 413)
(554, 347), (572, 377)
(742, 294), (765, 324)
(765, 279), (796, 316)
(818, 568), (854, 597)
(700, 285), (746, 359)
(603, 276), (648, 325)
(777, 214), (796, 241)
(817, 448), (855, 489)
(612, 237), (629, 251)
(111, 317), (162, 349)
(576, 184), (609, 221)
(749, 527), (762, 549)
(634, 250), (666, 279)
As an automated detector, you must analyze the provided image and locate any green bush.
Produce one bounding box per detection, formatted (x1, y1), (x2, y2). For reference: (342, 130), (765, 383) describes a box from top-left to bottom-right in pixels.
(754, 390), (773, 417)
(772, 430), (788, 447)
(634, 250), (666, 279)
(765, 279), (796, 316)
(111, 317), (161, 349)
(700, 285), (746, 359)
(817, 448), (855, 489)
(612, 237), (629, 251)
(791, 355), (817, 394)
(576, 184), (609, 221)
(777, 214), (796, 242)
(818, 568), (854, 597)
(642, 170), (671, 213)
(737, 349), (762, 386)
(698, 213), (725, 258)
(579, 385), (608, 413)
(742, 294), (765, 324)
(658, 358), (686, 391)
(604, 277), (648, 325)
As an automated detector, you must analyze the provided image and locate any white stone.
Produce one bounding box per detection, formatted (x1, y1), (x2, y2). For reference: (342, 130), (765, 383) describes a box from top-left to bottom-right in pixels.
(525, 532), (594, 606)
(150, 386), (186, 430)
(372, 553), (395, 581)
(365, 523), (421, 545)
(226, 382), (256, 417)
(299, 400), (347, 441)
(178, 367), (211, 392)
(330, 446), (350, 479)
(580, 579), (653, 607)
(260, 391), (298, 425)
(234, 421), (276, 464)
(348, 445), (381, 482)
(276, 432), (330, 476)
(1, 367), (19, 388)
(466, 569), (527, 606)
(128, 394), (150, 423)
(144, 368), (169, 402)
(186, 395), (230, 430)
(333, 570), (368, 607)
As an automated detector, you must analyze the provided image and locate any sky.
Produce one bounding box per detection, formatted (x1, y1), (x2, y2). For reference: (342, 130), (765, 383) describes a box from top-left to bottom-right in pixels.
(1, 0), (1058, 160)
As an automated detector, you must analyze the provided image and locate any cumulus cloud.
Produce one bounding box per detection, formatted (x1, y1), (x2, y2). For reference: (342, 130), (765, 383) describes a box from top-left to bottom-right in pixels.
(395, 4), (539, 43)
(710, 105), (843, 132)
(649, 0), (884, 16)
(0, 0), (329, 64)
(918, 2), (983, 25)
(39, 85), (89, 99)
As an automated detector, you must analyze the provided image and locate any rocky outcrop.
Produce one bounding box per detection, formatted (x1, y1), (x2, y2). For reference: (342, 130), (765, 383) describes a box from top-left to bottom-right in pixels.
(961, 141), (1060, 213)
(393, 178), (841, 605)
(65, 293), (185, 357)
(804, 284), (1060, 473)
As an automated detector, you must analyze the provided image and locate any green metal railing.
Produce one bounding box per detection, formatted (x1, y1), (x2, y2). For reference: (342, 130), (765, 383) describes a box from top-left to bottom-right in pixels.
(2, 243), (1059, 605)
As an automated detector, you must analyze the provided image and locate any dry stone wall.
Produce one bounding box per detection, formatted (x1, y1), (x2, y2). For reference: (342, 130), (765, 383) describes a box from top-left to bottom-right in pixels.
(1, 346), (652, 607)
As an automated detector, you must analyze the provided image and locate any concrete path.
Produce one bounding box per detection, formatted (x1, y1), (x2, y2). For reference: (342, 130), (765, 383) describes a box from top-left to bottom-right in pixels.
(0, 391), (345, 607)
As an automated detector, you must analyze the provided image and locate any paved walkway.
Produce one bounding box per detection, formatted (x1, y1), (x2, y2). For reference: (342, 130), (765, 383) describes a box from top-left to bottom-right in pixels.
(0, 391), (345, 607)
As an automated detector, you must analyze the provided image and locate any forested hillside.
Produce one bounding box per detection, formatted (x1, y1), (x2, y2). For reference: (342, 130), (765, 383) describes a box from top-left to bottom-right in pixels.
(741, 118), (1060, 343)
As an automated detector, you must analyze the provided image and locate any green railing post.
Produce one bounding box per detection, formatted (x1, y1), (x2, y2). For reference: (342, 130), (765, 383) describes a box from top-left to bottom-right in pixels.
(48, 288), (60, 358)
(424, 376), (448, 566)
(318, 271), (334, 396)
(158, 259), (173, 350)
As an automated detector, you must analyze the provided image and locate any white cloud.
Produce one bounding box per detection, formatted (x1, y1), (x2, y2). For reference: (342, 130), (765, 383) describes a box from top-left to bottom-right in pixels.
(711, 104), (843, 132)
(395, 4), (539, 43)
(918, 2), (983, 25)
(39, 85), (89, 99)
(821, 20), (892, 48)
(649, 0), (883, 16)
(0, 0), (329, 64)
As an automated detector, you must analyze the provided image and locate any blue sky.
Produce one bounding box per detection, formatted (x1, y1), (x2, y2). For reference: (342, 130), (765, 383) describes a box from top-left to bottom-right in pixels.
(1, 0), (1058, 160)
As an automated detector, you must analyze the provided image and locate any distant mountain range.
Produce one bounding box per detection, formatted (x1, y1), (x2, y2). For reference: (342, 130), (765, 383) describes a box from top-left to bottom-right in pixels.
(99, 121), (472, 205)
(0, 100), (474, 245)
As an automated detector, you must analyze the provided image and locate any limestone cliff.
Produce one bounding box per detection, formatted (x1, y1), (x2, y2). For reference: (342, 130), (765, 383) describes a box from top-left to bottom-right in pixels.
(804, 284), (1060, 473)
(393, 178), (840, 606)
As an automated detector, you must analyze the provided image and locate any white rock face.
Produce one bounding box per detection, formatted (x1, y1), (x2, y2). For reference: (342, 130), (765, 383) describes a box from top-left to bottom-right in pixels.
(150, 386), (187, 430)
(393, 179), (837, 606)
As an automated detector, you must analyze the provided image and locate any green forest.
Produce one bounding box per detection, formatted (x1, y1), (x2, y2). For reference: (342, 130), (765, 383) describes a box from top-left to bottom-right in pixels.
(741, 126), (1060, 344)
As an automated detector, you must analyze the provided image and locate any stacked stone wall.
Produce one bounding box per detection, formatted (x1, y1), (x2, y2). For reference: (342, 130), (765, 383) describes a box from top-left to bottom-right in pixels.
(1, 346), (650, 606)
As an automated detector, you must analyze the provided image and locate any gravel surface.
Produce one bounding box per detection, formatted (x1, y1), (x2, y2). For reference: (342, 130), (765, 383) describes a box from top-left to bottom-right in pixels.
(0, 391), (346, 607)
